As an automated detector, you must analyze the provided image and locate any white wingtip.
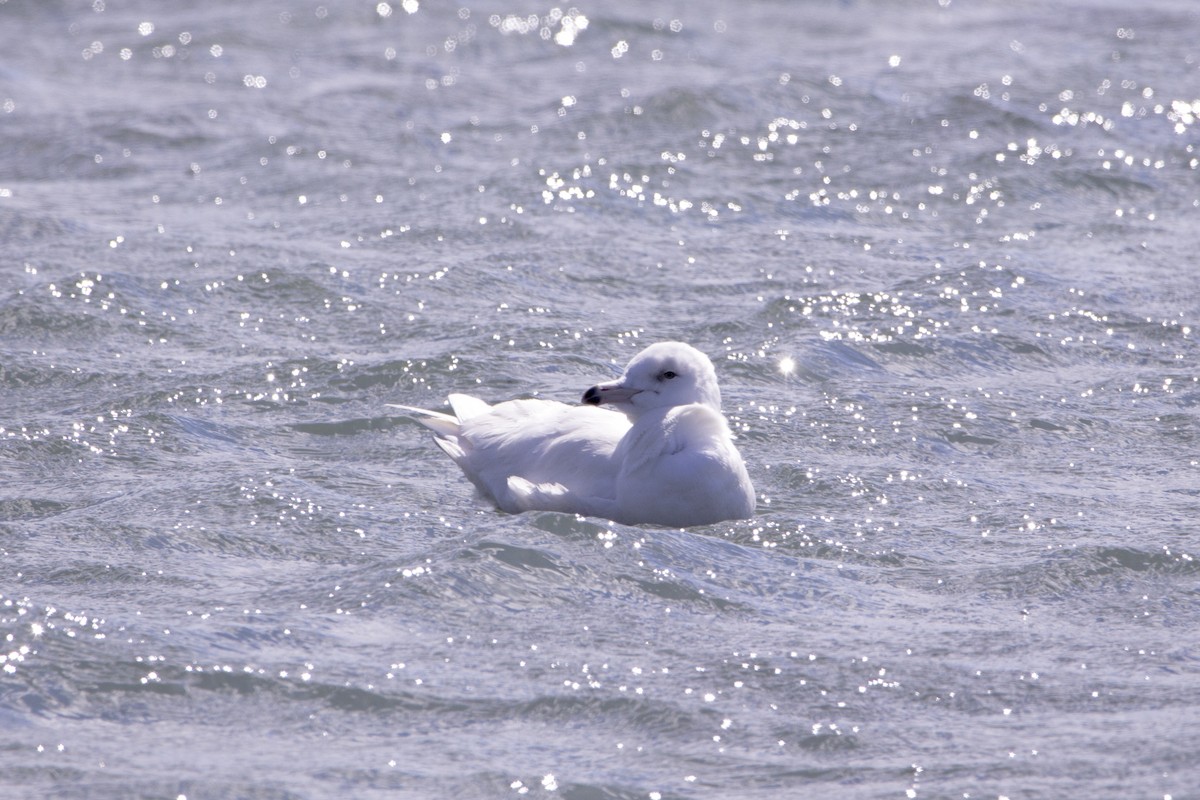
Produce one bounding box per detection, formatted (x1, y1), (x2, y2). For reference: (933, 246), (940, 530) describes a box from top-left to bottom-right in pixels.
(387, 403), (462, 437)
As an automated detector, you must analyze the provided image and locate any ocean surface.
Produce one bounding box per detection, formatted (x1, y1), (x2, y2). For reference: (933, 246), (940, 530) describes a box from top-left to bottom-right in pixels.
(2, 1), (1199, 797)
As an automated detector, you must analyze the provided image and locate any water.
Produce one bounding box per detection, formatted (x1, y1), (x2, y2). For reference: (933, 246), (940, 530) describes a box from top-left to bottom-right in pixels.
(3, 0), (1199, 797)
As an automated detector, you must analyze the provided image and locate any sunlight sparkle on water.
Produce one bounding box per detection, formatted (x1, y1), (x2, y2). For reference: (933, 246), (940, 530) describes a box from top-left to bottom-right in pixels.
(778, 355), (796, 376)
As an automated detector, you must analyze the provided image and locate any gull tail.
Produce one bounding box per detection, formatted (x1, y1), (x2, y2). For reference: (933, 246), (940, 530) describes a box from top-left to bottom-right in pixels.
(388, 393), (492, 436)
(390, 393), (497, 468)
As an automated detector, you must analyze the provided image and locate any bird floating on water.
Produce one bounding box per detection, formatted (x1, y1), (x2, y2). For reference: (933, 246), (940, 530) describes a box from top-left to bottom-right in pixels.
(392, 341), (755, 527)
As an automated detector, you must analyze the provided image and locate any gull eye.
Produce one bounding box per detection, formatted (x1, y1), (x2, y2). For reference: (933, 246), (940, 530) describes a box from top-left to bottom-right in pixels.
(661, 370), (677, 380)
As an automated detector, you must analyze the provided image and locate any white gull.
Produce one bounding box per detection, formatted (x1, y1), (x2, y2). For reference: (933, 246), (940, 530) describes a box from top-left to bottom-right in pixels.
(391, 341), (755, 527)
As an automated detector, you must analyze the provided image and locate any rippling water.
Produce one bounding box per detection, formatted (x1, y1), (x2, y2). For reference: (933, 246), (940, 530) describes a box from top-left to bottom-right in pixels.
(3, 1), (1199, 797)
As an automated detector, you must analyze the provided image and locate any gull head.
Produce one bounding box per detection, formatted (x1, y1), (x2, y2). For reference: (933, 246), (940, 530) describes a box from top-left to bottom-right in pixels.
(582, 341), (722, 417)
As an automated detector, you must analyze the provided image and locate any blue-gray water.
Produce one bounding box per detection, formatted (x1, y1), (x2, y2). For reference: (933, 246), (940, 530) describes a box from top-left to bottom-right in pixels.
(3, 1), (1199, 798)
